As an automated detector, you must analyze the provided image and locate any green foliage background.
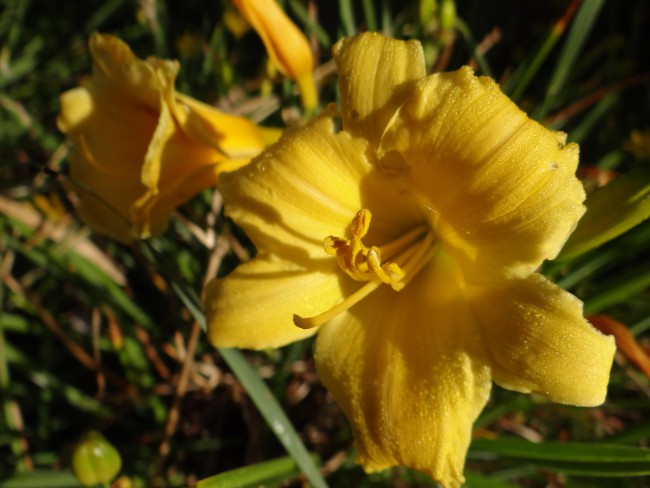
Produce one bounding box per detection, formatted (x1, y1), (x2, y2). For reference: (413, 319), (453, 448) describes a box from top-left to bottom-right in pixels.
(1, 0), (650, 486)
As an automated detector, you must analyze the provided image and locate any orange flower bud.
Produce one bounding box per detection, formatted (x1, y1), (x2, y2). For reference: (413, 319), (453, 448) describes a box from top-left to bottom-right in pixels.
(233, 0), (318, 111)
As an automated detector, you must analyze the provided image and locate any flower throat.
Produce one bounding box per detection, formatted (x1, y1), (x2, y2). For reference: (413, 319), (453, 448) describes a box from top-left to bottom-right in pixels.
(294, 209), (435, 329)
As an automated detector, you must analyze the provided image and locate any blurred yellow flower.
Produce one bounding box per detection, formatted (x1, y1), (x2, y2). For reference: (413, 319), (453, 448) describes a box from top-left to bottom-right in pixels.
(233, 0), (317, 111)
(223, 8), (251, 39)
(625, 128), (650, 161)
(175, 32), (202, 58)
(205, 33), (615, 487)
(58, 32), (269, 243)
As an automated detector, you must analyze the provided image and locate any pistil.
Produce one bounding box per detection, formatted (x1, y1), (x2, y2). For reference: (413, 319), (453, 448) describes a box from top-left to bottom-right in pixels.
(294, 279), (382, 330)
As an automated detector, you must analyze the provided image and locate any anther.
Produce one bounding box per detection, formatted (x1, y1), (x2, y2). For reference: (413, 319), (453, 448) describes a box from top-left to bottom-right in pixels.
(324, 209), (407, 287)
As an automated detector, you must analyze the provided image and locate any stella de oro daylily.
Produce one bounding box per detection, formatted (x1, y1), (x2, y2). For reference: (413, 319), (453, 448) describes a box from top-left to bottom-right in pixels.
(205, 33), (616, 487)
(58, 33), (273, 243)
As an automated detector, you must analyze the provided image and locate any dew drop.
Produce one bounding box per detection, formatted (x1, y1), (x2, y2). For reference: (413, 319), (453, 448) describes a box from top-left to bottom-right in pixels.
(272, 420), (285, 435)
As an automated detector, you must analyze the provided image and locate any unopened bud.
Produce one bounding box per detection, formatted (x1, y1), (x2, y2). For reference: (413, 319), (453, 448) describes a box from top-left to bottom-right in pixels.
(72, 431), (122, 486)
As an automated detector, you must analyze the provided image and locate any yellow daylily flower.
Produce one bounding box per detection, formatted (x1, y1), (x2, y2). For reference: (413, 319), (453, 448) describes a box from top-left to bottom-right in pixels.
(205, 33), (616, 487)
(232, 0), (317, 111)
(58, 32), (271, 243)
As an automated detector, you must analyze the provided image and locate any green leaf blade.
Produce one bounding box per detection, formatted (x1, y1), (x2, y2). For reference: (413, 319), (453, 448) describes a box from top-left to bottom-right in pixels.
(559, 168), (650, 260)
(195, 454), (318, 488)
(470, 438), (650, 477)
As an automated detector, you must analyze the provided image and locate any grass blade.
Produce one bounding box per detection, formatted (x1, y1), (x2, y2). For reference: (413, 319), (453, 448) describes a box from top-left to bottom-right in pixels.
(534, 0), (606, 119)
(584, 261), (650, 314)
(83, 0), (129, 32)
(194, 454), (319, 488)
(0, 471), (81, 488)
(464, 471), (518, 488)
(287, 0), (332, 48)
(454, 18), (493, 78)
(561, 93), (618, 140)
(361, 0), (377, 32)
(470, 438), (650, 477)
(218, 349), (326, 488)
(338, 0), (357, 36)
(505, 0), (580, 101)
(558, 167), (650, 260)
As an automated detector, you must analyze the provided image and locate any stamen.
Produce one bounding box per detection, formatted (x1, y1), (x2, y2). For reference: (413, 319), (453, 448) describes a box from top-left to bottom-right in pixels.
(294, 279), (382, 330)
(325, 210), (410, 288)
(352, 208), (371, 238)
(398, 231), (435, 272)
(377, 224), (428, 261)
(294, 209), (437, 329)
(398, 233), (437, 288)
(367, 247), (405, 291)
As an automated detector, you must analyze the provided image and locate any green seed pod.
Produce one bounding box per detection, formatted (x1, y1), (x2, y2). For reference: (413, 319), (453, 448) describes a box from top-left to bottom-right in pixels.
(72, 431), (122, 486)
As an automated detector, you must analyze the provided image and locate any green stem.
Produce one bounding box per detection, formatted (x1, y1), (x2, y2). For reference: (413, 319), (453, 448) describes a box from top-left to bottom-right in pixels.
(361, 0), (377, 31)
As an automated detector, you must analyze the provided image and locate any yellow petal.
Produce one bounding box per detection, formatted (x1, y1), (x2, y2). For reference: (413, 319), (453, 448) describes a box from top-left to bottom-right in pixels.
(172, 93), (266, 159)
(219, 111), (423, 263)
(88, 32), (173, 111)
(233, 0), (316, 110)
(57, 87), (95, 136)
(205, 254), (347, 349)
(467, 273), (616, 406)
(258, 126), (283, 146)
(233, 0), (312, 79)
(133, 160), (221, 238)
(315, 250), (492, 488)
(381, 66), (585, 284)
(64, 136), (144, 242)
(59, 85), (157, 180)
(333, 32), (425, 147)
(139, 90), (175, 197)
(294, 70), (318, 113)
